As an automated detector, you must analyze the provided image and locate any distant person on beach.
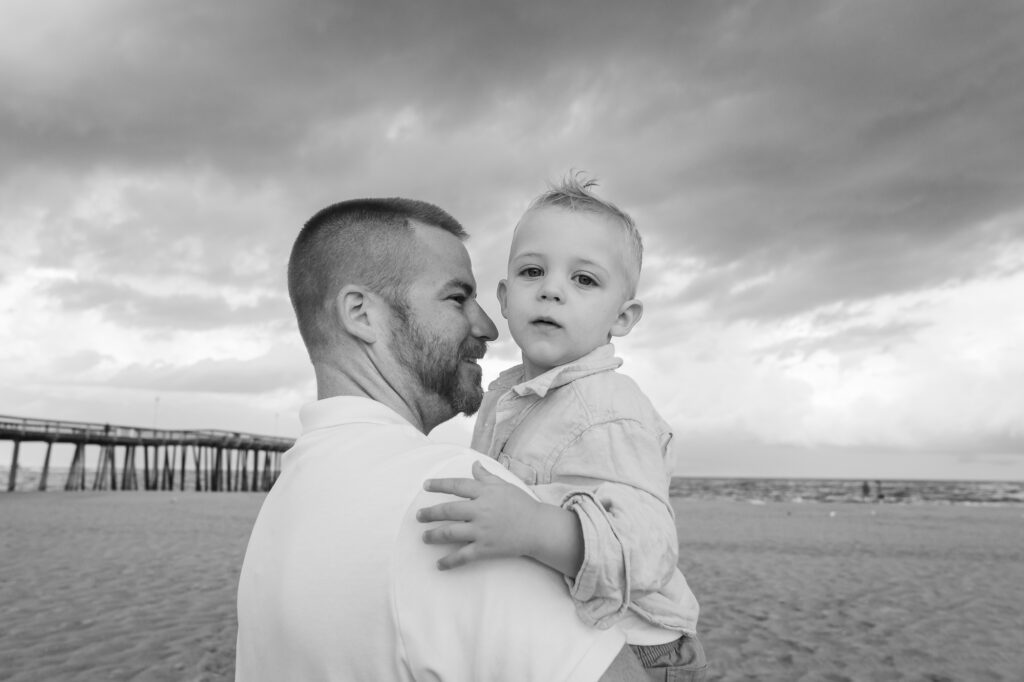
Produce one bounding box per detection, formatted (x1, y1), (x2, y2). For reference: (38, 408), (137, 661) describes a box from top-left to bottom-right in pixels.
(235, 198), (646, 681)
(416, 175), (706, 681)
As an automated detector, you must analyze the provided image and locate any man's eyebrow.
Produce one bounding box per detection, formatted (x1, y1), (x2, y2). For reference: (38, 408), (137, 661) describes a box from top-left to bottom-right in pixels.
(441, 278), (475, 296)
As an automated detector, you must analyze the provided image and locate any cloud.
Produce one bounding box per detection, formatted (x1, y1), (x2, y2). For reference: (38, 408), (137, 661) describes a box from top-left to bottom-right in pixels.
(43, 278), (291, 331)
(104, 346), (309, 394)
(47, 349), (109, 375)
(3, 0), (1024, 479)
(765, 319), (931, 363)
(5, 0), (1022, 324)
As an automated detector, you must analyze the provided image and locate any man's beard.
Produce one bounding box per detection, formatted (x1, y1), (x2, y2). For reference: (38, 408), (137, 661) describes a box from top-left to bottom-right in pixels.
(390, 303), (486, 417)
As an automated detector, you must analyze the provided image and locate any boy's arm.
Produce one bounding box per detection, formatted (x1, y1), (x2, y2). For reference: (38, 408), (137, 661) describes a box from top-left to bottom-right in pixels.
(418, 419), (681, 626)
(417, 460), (585, 577)
(537, 418), (680, 625)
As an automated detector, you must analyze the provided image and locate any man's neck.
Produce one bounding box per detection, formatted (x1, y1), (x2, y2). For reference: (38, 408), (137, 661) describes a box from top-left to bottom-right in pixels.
(313, 361), (449, 434)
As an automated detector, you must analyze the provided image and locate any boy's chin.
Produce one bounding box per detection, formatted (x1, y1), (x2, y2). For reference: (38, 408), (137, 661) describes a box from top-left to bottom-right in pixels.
(522, 354), (561, 378)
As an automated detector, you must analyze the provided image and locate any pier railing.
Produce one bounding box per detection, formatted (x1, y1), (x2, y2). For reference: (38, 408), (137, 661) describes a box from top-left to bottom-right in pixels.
(1, 414), (294, 493)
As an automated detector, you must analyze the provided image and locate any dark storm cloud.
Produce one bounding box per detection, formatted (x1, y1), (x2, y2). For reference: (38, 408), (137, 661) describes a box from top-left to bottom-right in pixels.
(664, 216), (1017, 321)
(1, 0), (704, 177)
(45, 278), (291, 330)
(638, 1), (1024, 317)
(4, 0), (1024, 326)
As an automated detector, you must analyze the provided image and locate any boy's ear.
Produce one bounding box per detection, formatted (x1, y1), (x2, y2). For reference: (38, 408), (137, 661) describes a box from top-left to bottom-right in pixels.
(334, 285), (379, 344)
(610, 298), (643, 338)
(496, 279), (510, 320)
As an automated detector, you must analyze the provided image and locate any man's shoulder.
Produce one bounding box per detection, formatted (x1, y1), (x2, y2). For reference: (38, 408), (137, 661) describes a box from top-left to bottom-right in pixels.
(413, 443), (532, 493)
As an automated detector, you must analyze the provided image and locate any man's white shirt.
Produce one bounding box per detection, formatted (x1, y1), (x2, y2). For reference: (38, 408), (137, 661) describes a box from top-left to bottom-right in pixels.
(235, 396), (624, 681)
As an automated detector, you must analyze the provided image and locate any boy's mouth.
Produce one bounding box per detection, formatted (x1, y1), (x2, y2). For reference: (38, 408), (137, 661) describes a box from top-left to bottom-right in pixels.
(531, 317), (562, 329)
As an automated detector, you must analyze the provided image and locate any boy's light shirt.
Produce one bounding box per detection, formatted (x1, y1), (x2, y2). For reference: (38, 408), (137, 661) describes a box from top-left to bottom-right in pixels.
(472, 344), (700, 641)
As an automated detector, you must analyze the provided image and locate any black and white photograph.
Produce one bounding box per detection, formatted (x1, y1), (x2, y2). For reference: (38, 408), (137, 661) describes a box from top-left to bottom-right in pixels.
(2, 1), (1022, 680)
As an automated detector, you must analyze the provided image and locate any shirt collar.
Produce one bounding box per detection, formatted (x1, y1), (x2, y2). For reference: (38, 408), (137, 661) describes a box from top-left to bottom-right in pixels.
(299, 395), (413, 435)
(489, 344), (623, 398)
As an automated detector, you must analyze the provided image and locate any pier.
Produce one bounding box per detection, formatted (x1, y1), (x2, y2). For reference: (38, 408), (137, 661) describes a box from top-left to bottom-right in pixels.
(1, 415), (293, 493)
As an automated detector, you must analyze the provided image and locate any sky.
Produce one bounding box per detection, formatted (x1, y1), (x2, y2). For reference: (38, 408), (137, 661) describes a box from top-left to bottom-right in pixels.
(1, 0), (1023, 480)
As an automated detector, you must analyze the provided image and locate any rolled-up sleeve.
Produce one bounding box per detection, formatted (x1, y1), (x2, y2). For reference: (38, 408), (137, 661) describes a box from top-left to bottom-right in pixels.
(530, 419), (678, 628)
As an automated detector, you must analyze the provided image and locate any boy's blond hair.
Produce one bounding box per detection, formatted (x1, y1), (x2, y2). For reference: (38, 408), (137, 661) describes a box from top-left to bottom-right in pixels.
(523, 171), (643, 296)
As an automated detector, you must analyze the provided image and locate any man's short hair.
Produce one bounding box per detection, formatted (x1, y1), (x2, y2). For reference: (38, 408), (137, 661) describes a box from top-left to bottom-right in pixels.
(525, 171), (643, 295)
(288, 198), (467, 359)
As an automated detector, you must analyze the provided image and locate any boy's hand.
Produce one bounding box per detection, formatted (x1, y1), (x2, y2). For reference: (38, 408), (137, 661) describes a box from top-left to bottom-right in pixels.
(417, 461), (542, 570)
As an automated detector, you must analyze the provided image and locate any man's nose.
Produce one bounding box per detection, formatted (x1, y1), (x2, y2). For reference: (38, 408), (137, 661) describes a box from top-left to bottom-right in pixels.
(468, 300), (498, 341)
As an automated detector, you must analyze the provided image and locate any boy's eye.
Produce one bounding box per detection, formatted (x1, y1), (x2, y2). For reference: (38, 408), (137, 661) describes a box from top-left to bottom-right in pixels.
(574, 274), (598, 287)
(520, 267), (543, 278)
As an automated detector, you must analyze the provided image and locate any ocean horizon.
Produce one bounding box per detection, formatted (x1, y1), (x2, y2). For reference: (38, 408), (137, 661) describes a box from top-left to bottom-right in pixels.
(3, 465), (1021, 504)
(669, 476), (1024, 505)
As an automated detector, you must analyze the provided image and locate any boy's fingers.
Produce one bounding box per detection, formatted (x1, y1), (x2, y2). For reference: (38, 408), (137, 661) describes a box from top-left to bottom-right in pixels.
(422, 523), (475, 546)
(437, 544), (479, 571)
(416, 501), (474, 523)
(470, 460), (501, 482)
(423, 476), (481, 498)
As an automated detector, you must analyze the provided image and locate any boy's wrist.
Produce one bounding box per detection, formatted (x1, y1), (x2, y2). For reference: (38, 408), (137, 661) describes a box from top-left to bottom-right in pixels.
(528, 501), (585, 577)
(520, 497), (549, 558)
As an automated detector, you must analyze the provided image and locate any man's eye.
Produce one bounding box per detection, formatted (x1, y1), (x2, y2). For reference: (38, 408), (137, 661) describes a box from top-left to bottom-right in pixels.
(448, 295), (467, 305)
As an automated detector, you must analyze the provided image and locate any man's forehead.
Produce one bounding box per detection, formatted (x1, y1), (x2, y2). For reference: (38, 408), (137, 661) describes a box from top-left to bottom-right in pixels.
(410, 222), (477, 291)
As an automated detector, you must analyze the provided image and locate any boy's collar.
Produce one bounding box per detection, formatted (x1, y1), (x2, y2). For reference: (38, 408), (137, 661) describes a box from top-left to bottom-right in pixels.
(489, 344), (622, 398)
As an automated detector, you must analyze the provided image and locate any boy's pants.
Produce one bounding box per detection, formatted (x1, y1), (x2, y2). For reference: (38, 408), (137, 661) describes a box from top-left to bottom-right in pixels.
(631, 633), (707, 682)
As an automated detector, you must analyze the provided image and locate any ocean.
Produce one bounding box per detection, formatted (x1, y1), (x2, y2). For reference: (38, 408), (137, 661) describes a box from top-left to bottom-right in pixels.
(3, 464), (1022, 504)
(669, 477), (1024, 505)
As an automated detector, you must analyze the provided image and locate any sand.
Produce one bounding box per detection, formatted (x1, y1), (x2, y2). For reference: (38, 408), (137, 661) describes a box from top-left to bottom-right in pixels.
(1, 493), (1022, 681)
(1, 492), (264, 682)
(673, 499), (1024, 681)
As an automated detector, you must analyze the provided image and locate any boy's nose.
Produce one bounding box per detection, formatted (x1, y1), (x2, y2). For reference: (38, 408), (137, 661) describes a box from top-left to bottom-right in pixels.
(538, 281), (563, 302)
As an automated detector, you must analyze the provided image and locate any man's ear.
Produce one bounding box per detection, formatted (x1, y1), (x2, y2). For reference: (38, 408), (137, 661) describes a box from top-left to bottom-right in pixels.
(334, 285), (379, 344)
(496, 279), (510, 320)
(610, 298), (644, 338)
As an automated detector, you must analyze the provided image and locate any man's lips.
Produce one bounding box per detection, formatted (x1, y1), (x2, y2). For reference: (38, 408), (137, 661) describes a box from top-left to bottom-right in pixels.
(460, 345), (486, 366)
(460, 340), (487, 363)
(459, 357), (483, 375)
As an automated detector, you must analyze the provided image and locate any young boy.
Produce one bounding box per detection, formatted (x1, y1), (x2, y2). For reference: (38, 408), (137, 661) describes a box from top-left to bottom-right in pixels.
(419, 175), (705, 681)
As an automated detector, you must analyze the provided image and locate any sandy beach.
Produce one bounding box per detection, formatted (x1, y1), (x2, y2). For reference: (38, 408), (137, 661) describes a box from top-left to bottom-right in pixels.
(2, 492), (1021, 681)
(673, 499), (1024, 681)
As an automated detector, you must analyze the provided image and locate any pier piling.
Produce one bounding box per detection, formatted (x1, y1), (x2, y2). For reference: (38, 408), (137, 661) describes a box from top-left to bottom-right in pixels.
(2, 415), (292, 493)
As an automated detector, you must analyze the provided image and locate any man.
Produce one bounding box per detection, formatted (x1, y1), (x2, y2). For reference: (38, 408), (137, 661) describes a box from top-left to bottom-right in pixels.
(235, 198), (645, 681)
